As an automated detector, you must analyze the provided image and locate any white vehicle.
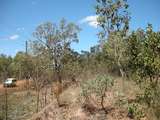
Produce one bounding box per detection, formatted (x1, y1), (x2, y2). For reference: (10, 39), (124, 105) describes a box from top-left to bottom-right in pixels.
(3, 78), (17, 87)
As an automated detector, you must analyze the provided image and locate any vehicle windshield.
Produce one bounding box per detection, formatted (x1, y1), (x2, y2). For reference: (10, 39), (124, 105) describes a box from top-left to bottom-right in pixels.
(5, 79), (12, 83)
(4, 78), (16, 83)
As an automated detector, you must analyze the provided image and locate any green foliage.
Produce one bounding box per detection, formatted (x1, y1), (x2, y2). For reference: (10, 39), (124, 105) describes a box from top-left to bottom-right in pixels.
(81, 75), (113, 97)
(127, 24), (160, 119)
(81, 75), (114, 109)
(12, 52), (34, 79)
(62, 50), (81, 80)
(31, 19), (80, 83)
(96, 0), (130, 40)
(127, 25), (160, 84)
(96, 0), (130, 77)
(103, 32), (128, 77)
(0, 54), (13, 81)
(127, 103), (144, 120)
(136, 85), (160, 119)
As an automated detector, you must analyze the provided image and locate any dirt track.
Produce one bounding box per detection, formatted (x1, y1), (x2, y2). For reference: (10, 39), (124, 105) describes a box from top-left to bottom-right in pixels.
(0, 80), (29, 93)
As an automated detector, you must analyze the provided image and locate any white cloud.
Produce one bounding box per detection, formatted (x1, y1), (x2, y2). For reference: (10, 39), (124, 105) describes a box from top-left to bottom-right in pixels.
(0, 34), (19, 40)
(80, 15), (98, 28)
(16, 27), (25, 31)
(9, 34), (19, 40)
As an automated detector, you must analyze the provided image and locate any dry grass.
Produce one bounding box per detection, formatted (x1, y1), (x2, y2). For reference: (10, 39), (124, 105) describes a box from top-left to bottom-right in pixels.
(0, 77), (149, 120)
(30, 77), (142, 120)
(0, 91), (37, 120)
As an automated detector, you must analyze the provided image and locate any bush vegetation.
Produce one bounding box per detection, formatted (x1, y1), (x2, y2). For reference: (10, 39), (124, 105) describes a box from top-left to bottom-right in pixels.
(0, 0), (159, 119)
(81, 75), (113, 111)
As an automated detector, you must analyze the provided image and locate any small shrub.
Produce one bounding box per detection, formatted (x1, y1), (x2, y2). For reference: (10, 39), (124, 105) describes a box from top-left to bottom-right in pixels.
(128, 105), (134, 119)
(127, 103), (144, 120)
(136, 85), (160, 120)
(80, 75), (114, 111)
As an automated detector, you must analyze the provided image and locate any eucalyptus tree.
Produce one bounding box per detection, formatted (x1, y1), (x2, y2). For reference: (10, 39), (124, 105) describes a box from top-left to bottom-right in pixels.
(95, 0), (130, 77)
(104, 32), (128, 77)
(30, 19), (80, 106)
(32, 18), (80, 84)
(96, 0), (130, 38)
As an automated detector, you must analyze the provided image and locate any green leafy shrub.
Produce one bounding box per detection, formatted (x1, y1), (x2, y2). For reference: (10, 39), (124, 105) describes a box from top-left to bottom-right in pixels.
(136, 85), (160, 119)
(127, 24), (160, 119)
(127, 103), (144, 120)
(81, 75), (114, 110)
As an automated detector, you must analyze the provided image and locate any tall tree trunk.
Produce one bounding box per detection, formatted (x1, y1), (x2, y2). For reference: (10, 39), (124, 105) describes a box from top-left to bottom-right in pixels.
(57, 70), (62, 84)
(53, 57), (63, 107)
(53, 58), (62, 83)
(117, 58), (126, 92)
(119, 68), (125, 78)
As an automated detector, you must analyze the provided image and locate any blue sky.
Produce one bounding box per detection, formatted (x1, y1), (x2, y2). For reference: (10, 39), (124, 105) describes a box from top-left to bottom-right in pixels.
(0, 0), (160, 56)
